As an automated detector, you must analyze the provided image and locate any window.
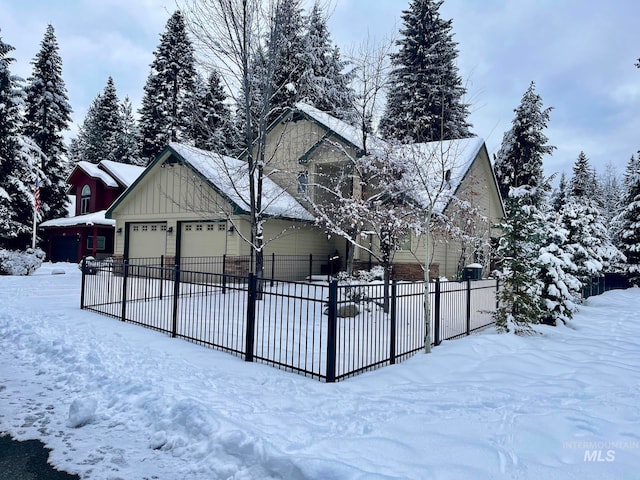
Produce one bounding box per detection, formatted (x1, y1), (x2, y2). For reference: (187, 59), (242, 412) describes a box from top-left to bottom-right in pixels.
(80, 185), (91, 214)
(133, 225), (139, 232)
(185, 224), (192, 231)
(196, 224), (203, 231)
(87, 236), (106, 250)
(142, 225), (148, 232)
(161, 225), (167, 231)
(398, 234), (412, 251)
(151, 225), (157, 231)
(218, 223), (226, 232)
(207, 224), (215, 231)
(297, 171), (308, 194)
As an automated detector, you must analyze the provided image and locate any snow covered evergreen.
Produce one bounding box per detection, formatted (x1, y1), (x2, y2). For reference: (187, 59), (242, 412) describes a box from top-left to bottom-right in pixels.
(299, 2), (355, 122)
(494, 82), (554, 203)
(70, 77), (123, 164)
(616, 154), (640, 284)
(0, 34), (47, 250)
(23, 24), (72, 222)
(379, 0), (472, 142)
(559, 152), (623, 286)
(139, 10), (197, 164)
(190, 71), (236, 155)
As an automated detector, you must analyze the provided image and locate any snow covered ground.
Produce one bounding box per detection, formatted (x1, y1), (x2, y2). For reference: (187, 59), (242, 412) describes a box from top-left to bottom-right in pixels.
(1, 263), (638, 480)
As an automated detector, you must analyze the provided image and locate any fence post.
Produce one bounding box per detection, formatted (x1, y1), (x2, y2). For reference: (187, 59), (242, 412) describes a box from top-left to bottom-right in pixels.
(271, 252), (275, 287)
(171, 264), (180, 338)
(309, 253), (313, 281)
(222, 254), (227, 294)
(434, 278), (441, 346)
(326, 281), (338, 382)
(80, 257), (87, 309)
(159, 255), (164, 300)
(245, 273), (257, 362)
(466, 278), (471, 335)
(390, 281), (397, 365)
(121, 259), (129, 322)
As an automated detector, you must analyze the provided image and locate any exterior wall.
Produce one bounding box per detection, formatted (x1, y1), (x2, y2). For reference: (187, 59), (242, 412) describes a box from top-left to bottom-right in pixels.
(68, 170), (122, 214)
(385, 147), (504, 280)
(264, 117), (359, 206)
(111, 157), (235, 257)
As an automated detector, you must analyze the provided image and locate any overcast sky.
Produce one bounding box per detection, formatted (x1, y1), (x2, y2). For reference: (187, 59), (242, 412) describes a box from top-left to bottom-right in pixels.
(2, 0), (639, 179)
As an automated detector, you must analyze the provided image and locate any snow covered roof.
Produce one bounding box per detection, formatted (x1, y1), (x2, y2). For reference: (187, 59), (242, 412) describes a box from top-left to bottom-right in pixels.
(75, 161), (119, 188)
(294, 102), (386, 152)
(393, 136), (486, 213)
(168, 143), (314, 221)
(40, 210), (115, 228)
(99, 161), (145, 188)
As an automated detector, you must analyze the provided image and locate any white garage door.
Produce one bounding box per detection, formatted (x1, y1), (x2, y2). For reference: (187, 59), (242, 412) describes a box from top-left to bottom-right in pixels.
(128, 222), (167, 260)
(180, 221), (228, 258)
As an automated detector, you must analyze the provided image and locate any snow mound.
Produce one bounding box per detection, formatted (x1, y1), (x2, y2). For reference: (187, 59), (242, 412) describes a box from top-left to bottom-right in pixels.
(67, 397), (98, 428)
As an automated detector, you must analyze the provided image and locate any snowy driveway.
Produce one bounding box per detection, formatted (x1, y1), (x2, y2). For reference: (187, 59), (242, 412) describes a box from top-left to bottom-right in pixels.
(1, 263), (638, 479)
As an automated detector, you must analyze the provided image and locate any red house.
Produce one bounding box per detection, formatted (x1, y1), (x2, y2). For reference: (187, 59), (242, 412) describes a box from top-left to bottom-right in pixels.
(39, 160), (144, 263)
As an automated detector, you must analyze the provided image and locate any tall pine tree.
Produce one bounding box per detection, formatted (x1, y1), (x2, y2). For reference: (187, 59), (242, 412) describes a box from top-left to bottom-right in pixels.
(139, 10), (197, 163)
(494, 82), (554, 204)
(267, 0), (307, 123)
(23, 24), (72, 221)
(71, 77), (123, 164)
(492, 83), (557, 332)
(299, 2), (355, 122)
(616, 154), (640, 284)
(0, 33), (46, 249)
(379, 0), (472, 142)
(190, 71), (236, 154)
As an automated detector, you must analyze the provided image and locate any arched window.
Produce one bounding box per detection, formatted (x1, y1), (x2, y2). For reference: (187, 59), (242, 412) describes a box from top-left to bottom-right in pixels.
(81, 185), (91, 214)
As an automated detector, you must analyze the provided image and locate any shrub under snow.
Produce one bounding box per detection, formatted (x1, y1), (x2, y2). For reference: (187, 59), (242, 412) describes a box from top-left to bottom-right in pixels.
(0, 248), (45, 275)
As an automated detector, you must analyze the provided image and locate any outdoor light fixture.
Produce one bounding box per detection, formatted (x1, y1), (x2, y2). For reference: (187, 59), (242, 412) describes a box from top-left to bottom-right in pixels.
(116, 227), (123, 235)
(167, 226), (174, 234)
(227, 226), (235, 235)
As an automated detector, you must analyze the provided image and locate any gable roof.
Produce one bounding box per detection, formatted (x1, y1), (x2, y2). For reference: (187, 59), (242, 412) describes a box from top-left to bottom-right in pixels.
(393, 136), (486, 214)
(70, 160), (145, 190)
(99, 161), (145, 188)
(107, 143), (314, 222)
(74, 161), (119, 188)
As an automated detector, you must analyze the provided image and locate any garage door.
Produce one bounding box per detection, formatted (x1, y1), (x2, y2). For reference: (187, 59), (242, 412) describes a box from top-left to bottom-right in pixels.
(180, 221), (228, 258)
(127, 222), (167, 260)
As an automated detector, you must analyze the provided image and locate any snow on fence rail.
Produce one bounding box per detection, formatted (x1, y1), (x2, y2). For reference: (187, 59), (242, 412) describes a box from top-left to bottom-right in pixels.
(80, 258), (498, 382)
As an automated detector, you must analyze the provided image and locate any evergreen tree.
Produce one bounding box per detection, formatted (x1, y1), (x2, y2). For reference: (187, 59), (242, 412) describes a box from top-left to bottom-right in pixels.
(492, 82), (558, 332)
(493, 188), (546, 333)
(598, 161), (623, 230)
(267, 0), (307, 123)
(569, 151), (593, 198)
(494, 82), (555, 204)
(561, 152), (623, 284)
(299, 2), (355, 121)
(191, 71), (236, 154)
(139, 10), (197, 163)
(115, 96), (143, 165)
(551, 172), (568, 211)
(72, 77), (123, 164)
(379, 0), (472, 142)
(538, 210), (580, 325)
(23, 24), (72, 222)
(616, 154), (640, 284)
(0, 34), (46, 249)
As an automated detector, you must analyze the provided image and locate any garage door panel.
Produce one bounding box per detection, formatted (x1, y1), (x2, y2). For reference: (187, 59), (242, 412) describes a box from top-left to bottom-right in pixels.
(128, 222), (167, 260)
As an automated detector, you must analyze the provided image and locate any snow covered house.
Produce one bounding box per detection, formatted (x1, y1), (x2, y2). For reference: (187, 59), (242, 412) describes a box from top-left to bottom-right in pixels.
(261, 103), (505, 279)
(39, 160), (144, 262)
(106, 104), (504, 280)
(105, 143), (335, 277)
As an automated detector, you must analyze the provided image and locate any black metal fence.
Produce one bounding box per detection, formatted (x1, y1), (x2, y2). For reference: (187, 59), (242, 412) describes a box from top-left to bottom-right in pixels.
(80, 257), (497, 382)
(582, 273), (631, 299)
